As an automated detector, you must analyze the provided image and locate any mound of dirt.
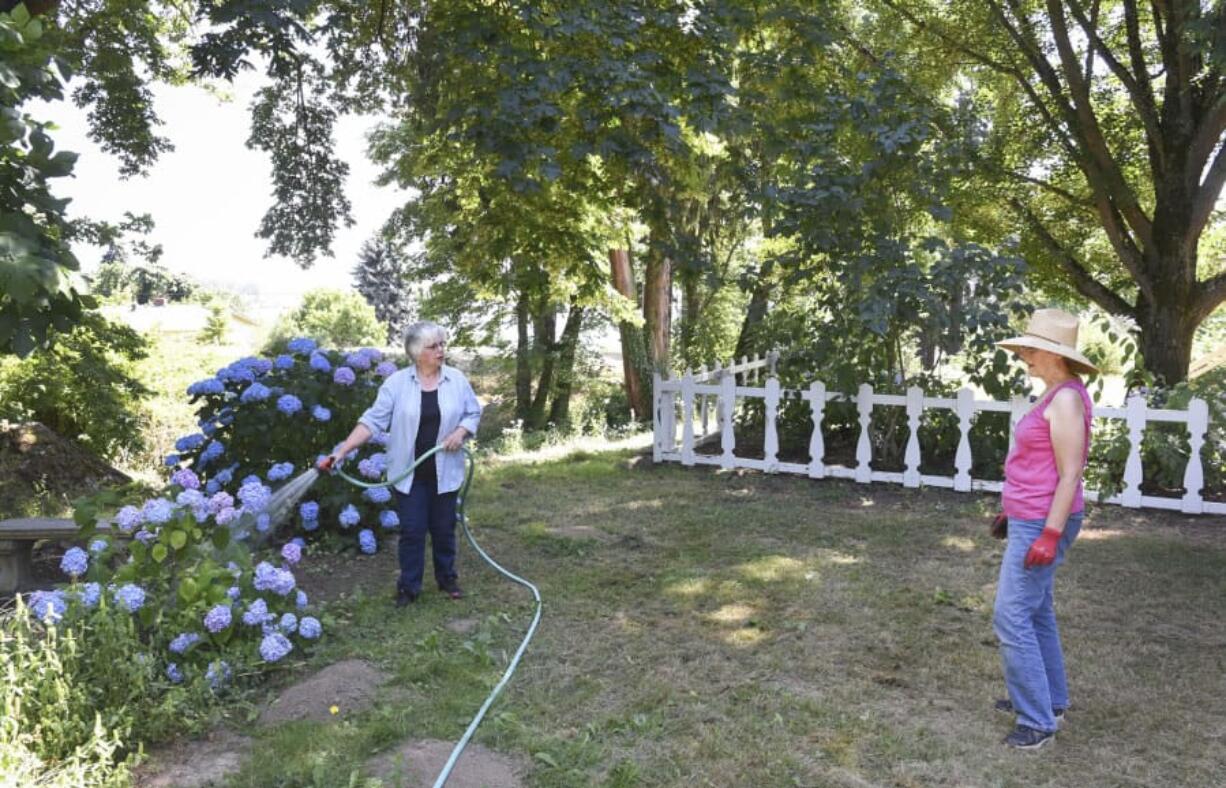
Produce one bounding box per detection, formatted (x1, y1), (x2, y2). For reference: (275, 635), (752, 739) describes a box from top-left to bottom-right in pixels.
(365, 739), (526, 787)
(259, 658), (389, 724)
(0, 421), (129, 511)
(133, 729), (251, 788)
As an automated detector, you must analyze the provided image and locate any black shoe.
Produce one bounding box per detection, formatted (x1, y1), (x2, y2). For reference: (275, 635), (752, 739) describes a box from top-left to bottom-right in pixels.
(993, 698), (1066, 725)
(395, 587), (418, 607)
(1003, 724), (1055, 750)
(438, 579), (463, 600)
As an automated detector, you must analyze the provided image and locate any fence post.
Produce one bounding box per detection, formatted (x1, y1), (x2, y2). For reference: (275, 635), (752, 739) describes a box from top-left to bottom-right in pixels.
(720, 371), (737, 469)
(954, 388), (974, 491)
(652, 372), (663, 463)
(661, 374), (677, 456)
(808, 381), (826, 479)
(1181, 398), (1208, 514)
(681, 374), (696, 466)
(1122, 394), (1146, 507)
(1008, 395), (1028, 451)
(904, 386), (923, 488)
(856, 383), (873, 483)
(764, 376), (780, 472)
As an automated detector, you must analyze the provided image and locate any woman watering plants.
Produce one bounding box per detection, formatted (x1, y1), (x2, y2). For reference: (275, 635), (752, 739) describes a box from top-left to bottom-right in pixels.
(323, 321), (482, 607)
(991, 308), (1096, 750)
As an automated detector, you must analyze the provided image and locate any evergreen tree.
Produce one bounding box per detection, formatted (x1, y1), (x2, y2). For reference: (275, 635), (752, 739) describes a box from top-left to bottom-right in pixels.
(352, 239), (413, 344)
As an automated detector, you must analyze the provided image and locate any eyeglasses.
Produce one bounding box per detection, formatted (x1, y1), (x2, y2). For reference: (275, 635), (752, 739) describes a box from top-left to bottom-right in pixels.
(423, 342), (446, 352)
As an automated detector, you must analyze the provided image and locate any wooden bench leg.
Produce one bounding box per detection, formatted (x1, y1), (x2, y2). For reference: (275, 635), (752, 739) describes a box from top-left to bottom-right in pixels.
(0, 539), (33, 595)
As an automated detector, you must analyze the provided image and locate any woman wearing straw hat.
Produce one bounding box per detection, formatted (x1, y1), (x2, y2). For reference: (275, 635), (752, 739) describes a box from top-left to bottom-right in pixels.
(991, 308), (1097, 750)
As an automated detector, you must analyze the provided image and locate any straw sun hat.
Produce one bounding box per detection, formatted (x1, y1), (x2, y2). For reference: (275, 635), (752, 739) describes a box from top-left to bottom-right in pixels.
(995, 308), (1099, 376)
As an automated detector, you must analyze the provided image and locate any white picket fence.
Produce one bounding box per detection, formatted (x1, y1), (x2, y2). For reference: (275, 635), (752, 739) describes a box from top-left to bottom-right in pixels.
(652, 353), (1223, 516)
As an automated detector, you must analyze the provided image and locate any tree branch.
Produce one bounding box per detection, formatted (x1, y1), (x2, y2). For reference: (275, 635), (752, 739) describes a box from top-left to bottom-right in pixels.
(1065, 0), (1164, 161)
(1195, 270), (1226, 324)
(1003, 169), (1096, 212)
(1012, 197), (1137, 319)
(1188, 95), (1226, 179)
(1189, 141), (1226, 245)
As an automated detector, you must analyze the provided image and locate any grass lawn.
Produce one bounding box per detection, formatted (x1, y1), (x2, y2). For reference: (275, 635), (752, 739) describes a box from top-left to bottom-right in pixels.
(215, 443), (1226, 787)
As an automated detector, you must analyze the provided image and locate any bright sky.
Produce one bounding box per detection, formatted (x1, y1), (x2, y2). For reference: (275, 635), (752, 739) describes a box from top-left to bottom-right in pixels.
(35, 70), (407, 312)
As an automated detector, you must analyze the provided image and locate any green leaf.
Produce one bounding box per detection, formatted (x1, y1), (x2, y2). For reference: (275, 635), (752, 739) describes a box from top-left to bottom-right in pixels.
(151, 543), (168, 563)
(170, 530), (187, 550)
(211, 527), (230, 549)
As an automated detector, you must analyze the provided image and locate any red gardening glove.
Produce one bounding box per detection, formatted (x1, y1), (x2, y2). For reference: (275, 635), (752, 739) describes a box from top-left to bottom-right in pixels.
(1023, 527), (1063, 569)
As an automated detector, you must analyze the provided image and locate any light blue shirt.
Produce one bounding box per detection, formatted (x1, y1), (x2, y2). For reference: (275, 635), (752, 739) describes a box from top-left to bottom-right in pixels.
(358, 364), (482, 494)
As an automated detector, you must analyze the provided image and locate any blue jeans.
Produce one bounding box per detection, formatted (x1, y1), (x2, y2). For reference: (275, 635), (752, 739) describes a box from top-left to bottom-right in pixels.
(394, 478), (458, 594)
(993, 513), (1082, 732)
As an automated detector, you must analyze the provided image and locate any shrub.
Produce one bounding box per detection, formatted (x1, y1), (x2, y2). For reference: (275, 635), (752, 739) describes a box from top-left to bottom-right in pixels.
(0, 312), (151, 460)
(198, 304), (228, 345)
(263, 289), (384, 353)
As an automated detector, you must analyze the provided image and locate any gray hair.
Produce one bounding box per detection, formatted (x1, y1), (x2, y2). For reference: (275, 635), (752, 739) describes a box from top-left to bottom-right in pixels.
(403, 321), (447, 359)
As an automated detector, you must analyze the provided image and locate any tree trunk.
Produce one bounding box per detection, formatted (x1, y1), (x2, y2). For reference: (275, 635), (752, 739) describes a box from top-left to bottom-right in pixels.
(643, 238), (672, 374)
(526, 306), (557, 430)
(679, 271), (701, 369)
(735, 258), (774, 359)
(548, 303), (585, 426)
(514, 293), (532, 422)
(610, 248), (652, 422)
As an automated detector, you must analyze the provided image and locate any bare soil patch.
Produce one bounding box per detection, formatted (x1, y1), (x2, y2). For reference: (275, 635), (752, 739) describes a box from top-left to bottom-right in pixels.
(365, 739), (525, 788)
(0, 421), (130, 517)
(133, 729), (251, 788)
(445, 617), (478, 635)
(259, 658), (389, 724)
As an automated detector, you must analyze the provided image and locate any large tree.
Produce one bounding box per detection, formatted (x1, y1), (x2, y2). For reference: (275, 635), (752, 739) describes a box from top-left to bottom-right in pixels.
(875, 0), (1226, 383)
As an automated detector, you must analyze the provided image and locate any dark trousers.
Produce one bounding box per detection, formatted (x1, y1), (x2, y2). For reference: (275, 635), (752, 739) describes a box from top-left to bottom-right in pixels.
(394, 478), (458, 594)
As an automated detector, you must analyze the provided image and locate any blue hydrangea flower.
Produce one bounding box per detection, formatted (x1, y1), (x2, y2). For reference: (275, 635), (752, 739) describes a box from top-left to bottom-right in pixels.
(375, 360), (397, 377)
(267, 462), (294, 482)
(276, 394), (302, 415)
(60, 547), (88, 578)
(237, 481), (272, 512)
(215, 465), (236, 485)
(114, 505), (142, 532)
(88, 538), (108, 554)
(295, 590), (308, 610)
(281, 542), (302, 565)
(379, 510), (399, 529)
(205, 479), (221, 495)
(169, 632), (201, 654)
(256, 513), (271, 533)
(187, 377), (225, 397)
(164, 453), (180, 467)
(287, 337), (317, 354)
(166, 662), (184, 684)
(208, 491), (234, 514)
(274, 354), (295, 370)
(217, 363), (254, 384)
(204, 604), (233, 633)
(253, 562), (296, 596)
(200, 440), (225, 465)
(259, 632), (293, 662)
(28, 589), (67, 622)
(364, 486), (392, 504)
(175, 434), (207, 453)
(358, 453), (387, 479)
(298, 616), (322, 640)
(242, 598), (273, 626)
(134, 528), (157, 545)
(240, 382), (272, 403)
(302, 518), (319, 532)
(370, 431), (390, 446)
(309, 352), (331, 373)
(279, 613), (298, 633)
(333, 366), (356, 386)
(206, 660), (231, 691)
(338, 504), (360, 529)
(142, 498), (175, 525)
(358, 529), (377, 555)
(177, 489), (208, 519)
(215, 506), (238, 526)
(241, 474), (260, 486)
(311, 405), (331, 422)
(345, 351), (371, 371)
(78, 582), (101, 609)
(299, 501), (319, 520)
(113, 584), (146, 613)
(171, 468), (200, 490)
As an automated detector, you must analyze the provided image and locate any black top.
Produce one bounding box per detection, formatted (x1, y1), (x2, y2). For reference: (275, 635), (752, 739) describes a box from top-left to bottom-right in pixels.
(413, 389), (441, 486)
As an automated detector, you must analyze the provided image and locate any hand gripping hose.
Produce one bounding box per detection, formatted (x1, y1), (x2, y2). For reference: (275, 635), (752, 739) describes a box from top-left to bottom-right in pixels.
(322, 445), (542, 788)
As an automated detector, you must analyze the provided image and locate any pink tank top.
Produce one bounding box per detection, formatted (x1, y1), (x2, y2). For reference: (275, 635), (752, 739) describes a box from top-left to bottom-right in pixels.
(1002, 379), (1093, 520)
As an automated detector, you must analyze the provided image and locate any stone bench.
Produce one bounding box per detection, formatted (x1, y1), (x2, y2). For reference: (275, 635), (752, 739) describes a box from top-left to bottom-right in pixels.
(0, 518), (113, 595)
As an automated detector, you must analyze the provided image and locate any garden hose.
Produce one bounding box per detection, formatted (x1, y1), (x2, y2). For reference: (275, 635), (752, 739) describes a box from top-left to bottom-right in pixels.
(322, 445), (543, 788)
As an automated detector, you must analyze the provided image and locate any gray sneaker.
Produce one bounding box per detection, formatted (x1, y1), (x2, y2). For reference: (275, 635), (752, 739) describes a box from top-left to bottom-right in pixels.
(1003, 724), (1055, 750)
(993, 698), (1065, 725)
